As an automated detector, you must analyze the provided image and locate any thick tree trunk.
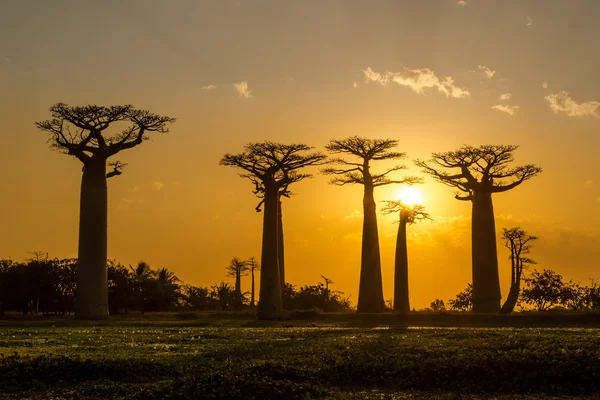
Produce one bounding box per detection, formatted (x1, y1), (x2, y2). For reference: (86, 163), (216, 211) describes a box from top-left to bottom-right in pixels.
(471, 191), (501, 313)
(501, 263), (522, 314)
(357, 181), (385, 313)
(257, 187), (283, 319)
(76, 158), (109, 319)
(278, 200), (285, 295)
(393, 211), (410, 313)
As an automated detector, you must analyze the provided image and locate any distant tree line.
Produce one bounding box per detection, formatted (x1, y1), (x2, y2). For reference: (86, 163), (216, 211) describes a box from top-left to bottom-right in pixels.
(433, 269), (600, 313)
(0, 256), (352, 317)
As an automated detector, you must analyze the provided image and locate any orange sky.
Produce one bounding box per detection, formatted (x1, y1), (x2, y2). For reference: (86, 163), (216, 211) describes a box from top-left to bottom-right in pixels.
(1, 1), (598, 308)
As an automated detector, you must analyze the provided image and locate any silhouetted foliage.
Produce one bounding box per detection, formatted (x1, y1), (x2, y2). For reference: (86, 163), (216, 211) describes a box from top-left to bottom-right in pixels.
(323, 137), (420, 313)
(448, 283), (473, 311)
(416, 145), (542, 313)
(35, 103), (175, 319)
(521, 269), (564, 311)
(429, 299), (446, 312)
(282, 279), (352, 312)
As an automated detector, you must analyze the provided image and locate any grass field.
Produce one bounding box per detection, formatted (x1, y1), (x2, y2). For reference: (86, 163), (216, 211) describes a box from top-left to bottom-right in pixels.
(1, 314), (600, 399)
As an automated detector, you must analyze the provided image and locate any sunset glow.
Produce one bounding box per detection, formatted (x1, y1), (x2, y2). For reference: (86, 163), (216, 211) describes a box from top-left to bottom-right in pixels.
(395, 187), (423, 207)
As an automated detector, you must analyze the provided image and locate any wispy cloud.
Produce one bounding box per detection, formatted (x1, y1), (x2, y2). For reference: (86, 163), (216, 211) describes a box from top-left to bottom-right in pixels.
(526, 17), (532, 28)
(363, 67), (470, 98)
(343, 210), (363, 220)
(542, 82), (549, 89)
(117, 198), (143, 211)
(478, 65), (496, 79)
(202, 85), (217, 92)
(499, 93), (512, 101)
(232, 81), (252, 98)
(545, 91), (600, 117)
(353, 82), (359, 89)
(152, 181), (165, 191)
(492, 104), (519, 115)
(585, 179), (593, 185)
(457, 0), (467, 5)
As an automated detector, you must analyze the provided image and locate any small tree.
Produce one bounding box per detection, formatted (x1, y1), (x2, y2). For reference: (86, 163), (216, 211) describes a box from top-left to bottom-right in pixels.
(323, 137), (419, 313)
(220, 142), (326, 319)
(416, 145), (542, 313)
(560, 280), (589, 311)
(226, 257), (251, 310)
(430, 299), (446, 312)
(381, 201), (429, 313)
(500, 227), (538, 314)
(36, 104), (175, 319)
(448, 283), (473, 312)
(521, 269), (564, 311)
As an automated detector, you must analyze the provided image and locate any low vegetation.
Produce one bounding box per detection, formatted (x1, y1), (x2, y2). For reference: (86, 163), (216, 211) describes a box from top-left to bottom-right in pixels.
(0, 323), (598, 399)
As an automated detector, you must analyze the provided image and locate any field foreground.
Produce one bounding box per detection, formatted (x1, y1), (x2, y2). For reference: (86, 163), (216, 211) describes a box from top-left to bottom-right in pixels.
(1, 321), (599, 399)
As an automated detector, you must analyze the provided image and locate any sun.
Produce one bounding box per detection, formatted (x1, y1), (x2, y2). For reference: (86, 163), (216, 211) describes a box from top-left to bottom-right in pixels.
(395, 187), (423, 206)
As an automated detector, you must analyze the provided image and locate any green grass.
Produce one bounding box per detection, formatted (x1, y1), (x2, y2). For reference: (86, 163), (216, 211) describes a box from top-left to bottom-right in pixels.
(1, 316), (599, 399)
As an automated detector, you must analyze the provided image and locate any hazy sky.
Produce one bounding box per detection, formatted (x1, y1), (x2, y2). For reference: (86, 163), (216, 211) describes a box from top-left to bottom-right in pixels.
(1, 0), (599, 308)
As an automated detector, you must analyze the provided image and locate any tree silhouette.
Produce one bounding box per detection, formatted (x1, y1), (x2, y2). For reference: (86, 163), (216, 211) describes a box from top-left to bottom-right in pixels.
(35, 103), (175, 319)
(448, 283), (473, 312)
(247, 256), (259, 307)
(225, 257), (251, 310)
(415, 145), (542, 313)
(500, 227), (538, 314)
(381, 201), (430, 313)
(220, 142), (326, 319)
(323, 137), (419, 313)
(521, 269), (564, 311)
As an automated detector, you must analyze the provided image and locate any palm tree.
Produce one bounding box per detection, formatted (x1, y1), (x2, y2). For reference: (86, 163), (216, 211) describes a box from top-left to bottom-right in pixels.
(130, 262), (156, 315)
(156, 267), (180, 311)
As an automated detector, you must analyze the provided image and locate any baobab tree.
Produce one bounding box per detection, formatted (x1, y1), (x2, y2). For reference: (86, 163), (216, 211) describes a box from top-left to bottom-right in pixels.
(381, 200), (430, 313)
(500, 227), (538, 314)
(415, 145), (542, 313)
(220, 142), (326, 319)
(36, 103), (175, 319)
(225, 257), (251, 310)
(323, 137), (420, 313)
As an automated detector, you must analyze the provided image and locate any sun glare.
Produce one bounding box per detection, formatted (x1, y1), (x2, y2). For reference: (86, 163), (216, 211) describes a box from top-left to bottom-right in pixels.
(395, 187), (423, 206)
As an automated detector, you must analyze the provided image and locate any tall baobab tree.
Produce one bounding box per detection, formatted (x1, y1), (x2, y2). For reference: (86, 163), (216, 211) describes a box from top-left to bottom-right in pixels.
(500, 227), (538, 314)
(381, 201), (430, 313)
(225, 257), (251, 310)
(220, 142), (326, 319)
(415, 145), (542, 313)
(36, 103), (175, 319)
(323, 137), (420, 313)
(247, 256), (259, 307)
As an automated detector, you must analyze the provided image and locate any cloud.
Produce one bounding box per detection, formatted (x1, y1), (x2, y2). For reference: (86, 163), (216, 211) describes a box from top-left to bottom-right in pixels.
(457, 0), (467, 5)
(492, 104), (519, 115)
(478, 65), (496, 79)
(363, 66), (470, 98)
(232, 81), (252, 98)
(202, 85), (217, 92)
(117, 198), (143, 211)
(353, 82), (359, 89)
(132, 185), (142, 193)
(343, 210), (363, 220)
(585, 180), (593, 185)
(542, 82), (549, 89)
(152, 181), (165, 191)
(526, 17), (532, 27)
(597, 196), (600, 202)
(499, 93), (512, 101)
(545, 91), (600, 117)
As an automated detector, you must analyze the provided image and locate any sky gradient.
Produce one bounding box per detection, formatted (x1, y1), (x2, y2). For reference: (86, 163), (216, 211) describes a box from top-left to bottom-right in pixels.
(1, 0), (599, 308)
